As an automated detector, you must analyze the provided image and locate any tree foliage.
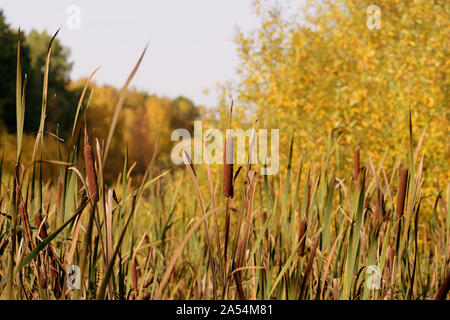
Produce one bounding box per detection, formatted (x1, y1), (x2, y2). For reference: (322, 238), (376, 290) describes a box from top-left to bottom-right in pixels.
(80, 81), (199, 180)
(0, 11), (79, 137)
(231, 0), (449, 181)
(0, 10), (200, 181)
(0, 10), (30, 131)
(25, 29), (78, 135)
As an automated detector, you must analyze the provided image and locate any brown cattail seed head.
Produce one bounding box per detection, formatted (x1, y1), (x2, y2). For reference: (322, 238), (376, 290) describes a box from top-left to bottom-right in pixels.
(396, 168), (409, 218)
(435, 270), (450, 300)
(223, 135), (234, 198)
(364, 196), (371, 210)
(384, 208), (392, 220)
(359, 166), (366, 189)
(353, 148), (360, 182)
(388, 247), (396, 271)
(35, 210), (48, 240)
(297, 218), (307, 257)
(84, 127), (98, 203)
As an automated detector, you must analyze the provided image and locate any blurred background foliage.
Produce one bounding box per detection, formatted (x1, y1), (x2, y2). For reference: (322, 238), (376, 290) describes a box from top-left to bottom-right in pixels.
(217, 0), (449, 190)
(0, 0), (449, 186)
(0, 10), (201, 182)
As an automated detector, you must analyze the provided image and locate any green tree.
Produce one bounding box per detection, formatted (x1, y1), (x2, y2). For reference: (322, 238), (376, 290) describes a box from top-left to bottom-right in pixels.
(24, 29), (78, 137)
(0, 10), (30, 132)
(0, 11), (77, 138)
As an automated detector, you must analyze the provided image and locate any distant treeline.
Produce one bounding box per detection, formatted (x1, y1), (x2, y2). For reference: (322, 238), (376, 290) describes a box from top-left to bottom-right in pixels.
(0, 10), (201, 179)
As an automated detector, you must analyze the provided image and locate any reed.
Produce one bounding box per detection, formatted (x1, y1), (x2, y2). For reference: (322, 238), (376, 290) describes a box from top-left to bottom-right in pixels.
(222, 102), (234, 287)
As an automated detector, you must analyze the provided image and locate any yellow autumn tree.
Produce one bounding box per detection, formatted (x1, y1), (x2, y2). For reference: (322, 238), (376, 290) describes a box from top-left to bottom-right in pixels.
(230, 0), (449, 185)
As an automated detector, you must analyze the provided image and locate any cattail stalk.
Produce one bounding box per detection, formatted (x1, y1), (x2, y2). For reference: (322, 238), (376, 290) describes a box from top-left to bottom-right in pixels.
(75, 125), (98, 299)
(223, 102), (234, 273)
(396, 168), (408, 218)
(223, 198), (231, 263)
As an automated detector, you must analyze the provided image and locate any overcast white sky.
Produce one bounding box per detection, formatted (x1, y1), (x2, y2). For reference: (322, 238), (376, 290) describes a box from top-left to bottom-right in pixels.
(1, 0), (300, 108)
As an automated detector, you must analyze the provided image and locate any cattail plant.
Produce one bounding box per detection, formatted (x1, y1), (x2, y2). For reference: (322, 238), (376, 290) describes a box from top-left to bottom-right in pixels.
(75, 123), (99, 299)
(223, 102), (234, 264)
(396, 168), (409, 218)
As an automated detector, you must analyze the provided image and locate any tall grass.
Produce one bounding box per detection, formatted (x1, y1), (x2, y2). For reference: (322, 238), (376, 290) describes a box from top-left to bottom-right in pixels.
(0, 31), (449, 300)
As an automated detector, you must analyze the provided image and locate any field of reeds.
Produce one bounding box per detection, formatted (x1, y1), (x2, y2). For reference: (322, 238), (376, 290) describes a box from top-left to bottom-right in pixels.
(0, 30), (449, 301)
